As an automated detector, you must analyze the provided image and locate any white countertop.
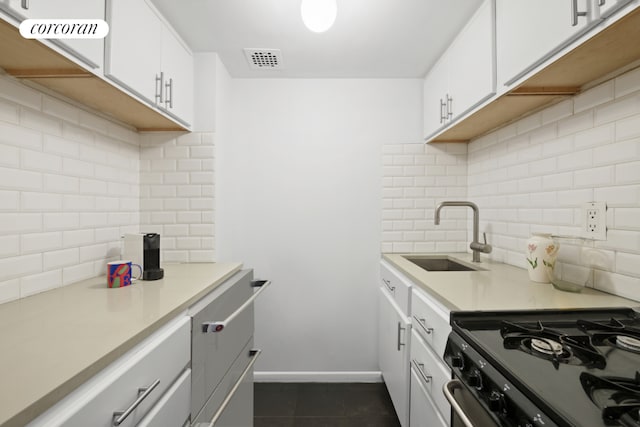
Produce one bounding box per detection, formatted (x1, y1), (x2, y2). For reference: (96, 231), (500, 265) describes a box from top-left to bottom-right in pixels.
(382, 253), (637, 311)
(0, 262), (242, 427)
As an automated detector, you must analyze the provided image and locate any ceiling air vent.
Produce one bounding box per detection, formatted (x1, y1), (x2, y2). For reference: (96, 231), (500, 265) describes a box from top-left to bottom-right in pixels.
(244, 48), (283, 70)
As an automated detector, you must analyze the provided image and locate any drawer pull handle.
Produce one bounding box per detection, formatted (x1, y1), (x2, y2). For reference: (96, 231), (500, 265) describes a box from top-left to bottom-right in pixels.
(443, 380), (475, 427)
(204, 349), (262, 427)
(382, 278), (395, 293)
(397, 322), (406, 351)
(571, 0), (588, 26)
(411, 359), (432, 385)
(21, 0), (29, 9)
(413, 315), (434, 335)
(112, 379), (160, 426)
(202, 280), (272, 333)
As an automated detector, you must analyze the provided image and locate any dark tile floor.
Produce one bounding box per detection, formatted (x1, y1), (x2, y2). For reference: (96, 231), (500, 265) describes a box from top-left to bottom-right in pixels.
(254, 383), (401, 427)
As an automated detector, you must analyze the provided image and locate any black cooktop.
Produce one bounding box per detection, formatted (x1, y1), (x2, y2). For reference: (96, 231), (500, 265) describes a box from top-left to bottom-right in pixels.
(449, 308), (640, 427)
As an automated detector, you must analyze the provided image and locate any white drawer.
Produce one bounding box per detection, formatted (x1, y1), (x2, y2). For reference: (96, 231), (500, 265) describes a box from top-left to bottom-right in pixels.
(409, 367), (448, 427)
(410, 329), (451, 424)
(192, 338), (255, 426)
(28, 316), (190, 427)
(411, 287), (451, 358)
(137, 368), (191, 427)
(380, 259), (412, 316)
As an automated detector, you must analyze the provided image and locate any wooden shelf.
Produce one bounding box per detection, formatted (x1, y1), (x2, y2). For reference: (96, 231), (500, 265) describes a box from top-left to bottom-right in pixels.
(0, 19), (187, 131)
(431, 6), (640, 143)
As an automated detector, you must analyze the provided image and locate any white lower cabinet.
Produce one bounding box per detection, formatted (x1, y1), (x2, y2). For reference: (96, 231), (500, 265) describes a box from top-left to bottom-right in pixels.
(137, 368), (192, 427)
(27, 316), (191, 427)
(378, 286), (411, 427)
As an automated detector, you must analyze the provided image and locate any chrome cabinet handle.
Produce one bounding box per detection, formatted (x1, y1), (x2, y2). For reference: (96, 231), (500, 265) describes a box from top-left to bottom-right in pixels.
(413, 315), (434, 336)
(382, 278), (395, 293)
(599, 0), (605, 5)
(446, 94), (453, 119)
(165, 78), (173, 109)
(397, 322), (406, 351)
(439, 98), (446, 123)
(202, 280), (271, 333)
(155, 72), (164, 104)
(411, 359), (432, 385)
(21, 0), (29, 9)
(443, 380), (475, 427)
(112, 379), (160, 426)
(202, 349), (262, 427)
(571, 0), (588, 26)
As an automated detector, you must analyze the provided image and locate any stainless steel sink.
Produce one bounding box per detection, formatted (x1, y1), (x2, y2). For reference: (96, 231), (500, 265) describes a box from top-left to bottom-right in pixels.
(404, 256), (480, 272)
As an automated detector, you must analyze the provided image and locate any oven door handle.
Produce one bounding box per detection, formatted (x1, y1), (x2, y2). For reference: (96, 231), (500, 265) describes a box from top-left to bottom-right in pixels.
(443, 379), (476, 427)
(202, 280), (271, 333)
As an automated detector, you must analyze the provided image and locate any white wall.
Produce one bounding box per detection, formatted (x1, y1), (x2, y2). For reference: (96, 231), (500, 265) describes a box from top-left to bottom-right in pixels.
(217, 79), (423, 379)
(0, 74), (141, 303)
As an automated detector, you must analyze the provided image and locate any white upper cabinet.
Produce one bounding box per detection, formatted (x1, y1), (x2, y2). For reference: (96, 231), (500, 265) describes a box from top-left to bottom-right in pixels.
(106, 0), (162, 104)
(496, 0), (599, 87)
(0, 0), (105, 69)
(105, 0), (193, 127)
(423, 0), (495, 140)
(594, 0), (634, 19)
(160, 25), (194, 126)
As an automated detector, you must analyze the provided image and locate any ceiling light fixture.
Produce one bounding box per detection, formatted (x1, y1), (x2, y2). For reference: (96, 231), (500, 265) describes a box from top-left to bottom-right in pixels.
(301, 0), (337, 33)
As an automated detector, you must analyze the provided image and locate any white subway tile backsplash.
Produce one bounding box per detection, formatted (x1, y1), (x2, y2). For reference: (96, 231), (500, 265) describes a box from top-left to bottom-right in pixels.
(0, 167), (42, 191)
(62, 158), (94, 178)
(593, 139), (640, 166)
(558, 110), (594, 136)
(21, 192), (62, 211)
(20, 270), (61, 297)
(574, 166), (614, 187)
(0, 213), (42, 235)
(542, 99), (574, 124)
(0, 235), (19, 258)
(556, 149), (592, 171)
(574, 123), (615, 149)
(0, 253), (42, 281)
(45, 174), (80, 194)
(595, 92), (640, 125)
(0, 279), (20, 304)
(614, 208), (640, 229)
(62, 261), (95, 286)
(616, 161), (640, 184)
(0, 144), (19, 168)
(0, 76), (41, 110)
(574, 81), (615, 113)
(616, 114), (640, 141)
(20, 108), (62, 136)
(0, 190), (19, 211)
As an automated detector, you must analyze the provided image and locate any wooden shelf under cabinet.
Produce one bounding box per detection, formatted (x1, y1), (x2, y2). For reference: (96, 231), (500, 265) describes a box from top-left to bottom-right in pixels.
(431, 6), (640, 143)
(0, 19), (187, 132)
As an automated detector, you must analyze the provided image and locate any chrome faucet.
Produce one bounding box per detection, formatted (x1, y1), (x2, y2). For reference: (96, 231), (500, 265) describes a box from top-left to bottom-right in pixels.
(434, 201), (492, 262)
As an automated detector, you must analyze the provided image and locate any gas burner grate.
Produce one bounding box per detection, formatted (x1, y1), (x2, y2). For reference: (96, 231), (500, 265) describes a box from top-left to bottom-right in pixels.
(501, 320), (606, 369)
(580, 371), (640, 426)
(579, 318), (640, 354)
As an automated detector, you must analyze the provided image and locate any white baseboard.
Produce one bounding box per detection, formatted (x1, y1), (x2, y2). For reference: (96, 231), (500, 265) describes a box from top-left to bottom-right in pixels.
(254, 371), (382, 383)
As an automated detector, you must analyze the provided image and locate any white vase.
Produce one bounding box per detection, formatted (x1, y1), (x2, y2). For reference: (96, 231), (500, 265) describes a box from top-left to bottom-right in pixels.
(526, 233), (559, 283)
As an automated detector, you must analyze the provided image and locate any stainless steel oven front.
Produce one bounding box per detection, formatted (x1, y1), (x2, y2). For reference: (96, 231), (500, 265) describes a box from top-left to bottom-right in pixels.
(444, 379), (498, 427)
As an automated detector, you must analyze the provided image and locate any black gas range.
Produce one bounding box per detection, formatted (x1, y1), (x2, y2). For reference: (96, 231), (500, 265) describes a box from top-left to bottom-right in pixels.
(443, 307), (640, 427)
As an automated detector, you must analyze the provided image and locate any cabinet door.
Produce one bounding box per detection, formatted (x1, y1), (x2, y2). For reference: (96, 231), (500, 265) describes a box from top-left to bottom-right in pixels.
(597, 0), (634, 18)
(422, 56), (448, 140)
(105, 0), (161, 103)
(447, 0), (495, 121)
(0, 0), (105, 69)
(409, 368), (448, 427)
(378, 287), (410, 427)
(160, 24), (194, 126)
(497, 0), (595, 86)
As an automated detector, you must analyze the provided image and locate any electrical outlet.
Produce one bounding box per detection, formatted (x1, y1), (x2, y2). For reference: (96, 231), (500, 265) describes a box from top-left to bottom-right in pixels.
(583, 202), (607, 240)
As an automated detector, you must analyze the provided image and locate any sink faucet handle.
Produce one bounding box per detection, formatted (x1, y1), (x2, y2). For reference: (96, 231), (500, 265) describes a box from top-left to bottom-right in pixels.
(483, 232), (488, 245)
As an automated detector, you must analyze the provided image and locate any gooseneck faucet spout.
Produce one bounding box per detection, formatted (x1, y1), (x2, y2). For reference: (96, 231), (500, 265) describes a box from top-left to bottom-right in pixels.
(434, 201), (492, 262)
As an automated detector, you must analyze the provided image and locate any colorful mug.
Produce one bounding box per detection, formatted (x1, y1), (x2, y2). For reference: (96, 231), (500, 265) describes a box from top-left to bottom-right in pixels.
(107, 260), (142, 288)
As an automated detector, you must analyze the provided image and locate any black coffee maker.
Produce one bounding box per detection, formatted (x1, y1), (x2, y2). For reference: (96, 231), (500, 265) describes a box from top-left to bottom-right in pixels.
(123, 233), (164, 280)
